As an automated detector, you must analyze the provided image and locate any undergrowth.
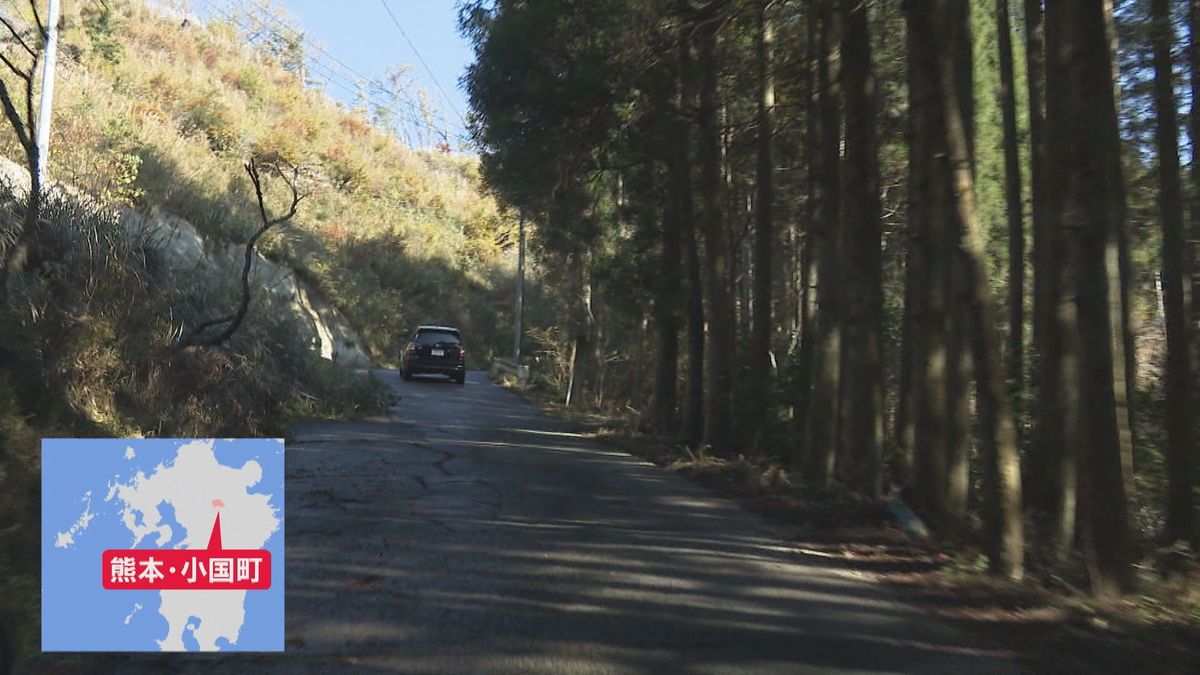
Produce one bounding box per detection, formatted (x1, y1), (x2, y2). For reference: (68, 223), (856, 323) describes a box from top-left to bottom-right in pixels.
(0, 189), (388, 668)
(0, 0), (521, 364)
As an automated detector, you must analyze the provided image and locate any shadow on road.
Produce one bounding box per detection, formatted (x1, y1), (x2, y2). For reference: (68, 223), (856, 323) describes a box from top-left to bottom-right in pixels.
(53, 370), (1019, 675)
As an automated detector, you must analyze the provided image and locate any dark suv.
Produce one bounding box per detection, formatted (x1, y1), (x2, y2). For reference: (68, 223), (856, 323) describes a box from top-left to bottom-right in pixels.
(401, 326), (466, 384)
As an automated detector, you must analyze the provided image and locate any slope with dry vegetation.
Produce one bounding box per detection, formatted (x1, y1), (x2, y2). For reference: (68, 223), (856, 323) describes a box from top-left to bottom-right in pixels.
(19, 0), (521, 361)
(0, 1), (521, 666)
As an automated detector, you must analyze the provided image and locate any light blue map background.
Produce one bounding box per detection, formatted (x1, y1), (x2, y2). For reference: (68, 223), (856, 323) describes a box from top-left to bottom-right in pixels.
(42, 438), (284, 652)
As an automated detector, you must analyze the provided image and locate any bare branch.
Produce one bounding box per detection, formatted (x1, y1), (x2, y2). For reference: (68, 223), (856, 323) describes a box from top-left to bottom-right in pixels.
(0, 50), (31, 83)
(0, 16), (36, 57)
(182, 313), (237, 336)
(0, 81), (31, 152)
(0, 30), (31, 81)
(176, 159), (306, 350)
(247, 159), (305, 226)
(23, 50), (37, 154)
(28, 0), (45, 39)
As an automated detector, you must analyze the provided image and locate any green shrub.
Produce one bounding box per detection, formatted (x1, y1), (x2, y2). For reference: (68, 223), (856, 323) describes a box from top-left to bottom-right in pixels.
(81, 3), (124, 68)
(178, 93), (241, 154)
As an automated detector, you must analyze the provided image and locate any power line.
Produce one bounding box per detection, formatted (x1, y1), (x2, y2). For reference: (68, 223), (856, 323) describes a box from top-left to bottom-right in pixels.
(193, 0), (439, 134)
(209, 0), (456, 141)
(215, 0), (367, 92)
(376, 0), (464, 124)
(200, 0), (367, 93)
(191, 0), (448, 144)
(216, 0), (458, 145)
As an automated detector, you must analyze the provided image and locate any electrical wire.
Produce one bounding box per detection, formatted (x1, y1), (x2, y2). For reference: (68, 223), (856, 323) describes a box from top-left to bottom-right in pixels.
(376, 0), (464, 124)
(188, 0), (450, 145)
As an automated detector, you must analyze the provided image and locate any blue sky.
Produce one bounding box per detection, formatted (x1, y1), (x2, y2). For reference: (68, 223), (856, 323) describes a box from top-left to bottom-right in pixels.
(279, 0), (472, 145)
(202, 1), (475, 149)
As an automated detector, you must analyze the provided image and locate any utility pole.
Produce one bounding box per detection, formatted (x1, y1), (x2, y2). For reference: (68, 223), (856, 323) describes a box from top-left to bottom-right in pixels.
(514, 213), (525, 361)
(35, 0), (61, 187)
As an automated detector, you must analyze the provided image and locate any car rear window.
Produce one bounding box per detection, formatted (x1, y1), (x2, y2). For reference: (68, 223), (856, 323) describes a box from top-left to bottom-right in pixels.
(415, 330), (460, 345)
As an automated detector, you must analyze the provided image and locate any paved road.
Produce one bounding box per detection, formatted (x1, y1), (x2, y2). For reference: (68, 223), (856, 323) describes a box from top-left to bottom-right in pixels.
(112, 369), (1019, 674)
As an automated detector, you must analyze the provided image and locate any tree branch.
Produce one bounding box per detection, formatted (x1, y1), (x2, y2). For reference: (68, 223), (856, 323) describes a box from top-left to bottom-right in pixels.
(0, 15), (35, 58)
(28, 0), (46, 40)
(0, 50), (31, 82)
(0, 3), (42, 295)
(0, 81), (32, 152)
(23, 50), (37, 156)
(176, 159), (305, 350)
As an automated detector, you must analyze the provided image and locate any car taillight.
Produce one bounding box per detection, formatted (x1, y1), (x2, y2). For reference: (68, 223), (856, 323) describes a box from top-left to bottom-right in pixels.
(406, 344), (417, 352)
(460, 348), (467, 359)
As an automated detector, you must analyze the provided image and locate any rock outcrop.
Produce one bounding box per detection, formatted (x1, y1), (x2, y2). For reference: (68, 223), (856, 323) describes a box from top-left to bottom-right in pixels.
(0, 158), (372, 367)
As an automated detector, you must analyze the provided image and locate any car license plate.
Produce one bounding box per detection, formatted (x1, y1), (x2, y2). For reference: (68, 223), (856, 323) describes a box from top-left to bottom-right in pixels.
(431, 348), (445, 357)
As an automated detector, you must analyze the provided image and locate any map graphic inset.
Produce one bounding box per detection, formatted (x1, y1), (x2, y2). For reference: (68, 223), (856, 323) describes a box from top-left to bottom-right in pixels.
(42, 438), (284, 652)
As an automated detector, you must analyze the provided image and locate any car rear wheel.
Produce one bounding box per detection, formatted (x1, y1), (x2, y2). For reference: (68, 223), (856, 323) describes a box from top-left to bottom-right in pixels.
(402, 368), (413, 381)
(454, 374), (465, 385)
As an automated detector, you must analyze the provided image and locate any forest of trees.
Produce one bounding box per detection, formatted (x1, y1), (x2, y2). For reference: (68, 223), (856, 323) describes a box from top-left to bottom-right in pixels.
(462, 0), (1200, 597)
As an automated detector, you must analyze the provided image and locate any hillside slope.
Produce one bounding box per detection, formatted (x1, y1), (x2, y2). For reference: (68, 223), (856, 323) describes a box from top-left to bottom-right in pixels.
(0, 154), (374, 366)
(0, 1), (522, 665)
(7, 0), (519, 361)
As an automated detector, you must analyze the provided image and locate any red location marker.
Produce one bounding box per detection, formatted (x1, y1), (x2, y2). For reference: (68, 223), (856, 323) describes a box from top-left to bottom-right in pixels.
(207, 512), (222, 550)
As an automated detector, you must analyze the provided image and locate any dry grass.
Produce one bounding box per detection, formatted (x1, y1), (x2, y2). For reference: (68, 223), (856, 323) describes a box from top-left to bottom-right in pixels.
(0, 0), (521, 363)
(0, 189), (390, 667)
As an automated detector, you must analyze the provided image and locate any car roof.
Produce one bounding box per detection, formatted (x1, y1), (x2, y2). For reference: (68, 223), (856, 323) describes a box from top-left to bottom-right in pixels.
(416, 325), (460, 333)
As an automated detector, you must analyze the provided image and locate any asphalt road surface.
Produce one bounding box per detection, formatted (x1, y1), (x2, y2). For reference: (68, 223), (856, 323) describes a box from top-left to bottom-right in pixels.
(108, 369), (1019, 674)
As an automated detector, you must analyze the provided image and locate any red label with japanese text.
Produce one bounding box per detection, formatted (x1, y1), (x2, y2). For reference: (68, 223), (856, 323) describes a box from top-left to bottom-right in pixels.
(101, 549), (271, 590)
(101, 512), (271, 590)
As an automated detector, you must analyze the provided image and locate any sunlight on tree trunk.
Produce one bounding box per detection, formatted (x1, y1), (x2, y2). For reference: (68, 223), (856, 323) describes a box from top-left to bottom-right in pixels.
(748, 0), (776, 452)
(697, 12), (735, 455)
(938, 0), (1024, 580)
(805, 0), (843, 486)
(1045, 0), (1132, 597)
(906, 0), (949, 524)
(838, 0), (883, 498)
(1151, 0), (1196, 546)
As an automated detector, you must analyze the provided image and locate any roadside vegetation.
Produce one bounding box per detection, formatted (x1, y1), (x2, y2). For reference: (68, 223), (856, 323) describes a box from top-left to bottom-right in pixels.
(465, 0), (1200, 668)
(5, 0), (521, 362)
(0, 0), (521, 666)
